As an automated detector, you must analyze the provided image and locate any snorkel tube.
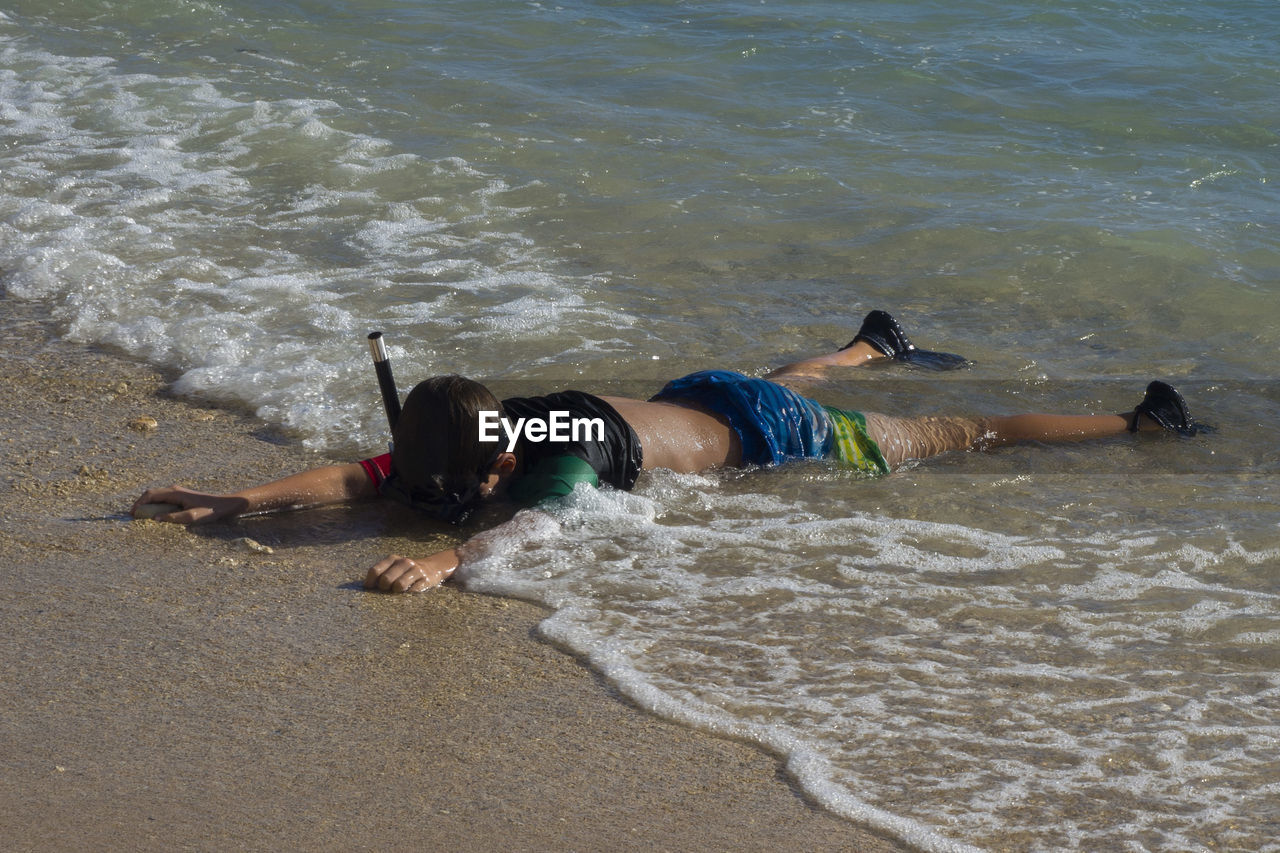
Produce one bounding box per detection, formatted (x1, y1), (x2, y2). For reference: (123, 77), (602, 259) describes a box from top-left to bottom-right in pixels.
(367, 331), (402, 431)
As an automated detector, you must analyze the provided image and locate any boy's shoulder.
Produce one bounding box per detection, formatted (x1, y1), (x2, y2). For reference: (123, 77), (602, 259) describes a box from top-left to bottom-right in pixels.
(508, 453), (599, 507)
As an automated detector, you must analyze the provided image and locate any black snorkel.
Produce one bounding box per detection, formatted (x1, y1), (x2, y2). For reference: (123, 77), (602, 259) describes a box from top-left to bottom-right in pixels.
(367, 331), (402, 431)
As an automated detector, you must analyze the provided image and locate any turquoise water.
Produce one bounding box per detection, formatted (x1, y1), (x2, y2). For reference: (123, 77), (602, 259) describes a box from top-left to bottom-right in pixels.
(3, 1), (1278, 849)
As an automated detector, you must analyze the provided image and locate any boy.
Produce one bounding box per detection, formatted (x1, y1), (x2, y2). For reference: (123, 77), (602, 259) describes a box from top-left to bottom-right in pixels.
(132, 310), (1200, 593)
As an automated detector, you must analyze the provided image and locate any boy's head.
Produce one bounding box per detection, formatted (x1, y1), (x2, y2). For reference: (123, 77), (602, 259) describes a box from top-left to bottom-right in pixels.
(385, 375), (505, 521)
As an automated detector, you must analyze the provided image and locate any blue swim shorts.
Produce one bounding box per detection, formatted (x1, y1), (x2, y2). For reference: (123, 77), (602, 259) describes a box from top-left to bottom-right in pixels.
(650, 370), (889, 475)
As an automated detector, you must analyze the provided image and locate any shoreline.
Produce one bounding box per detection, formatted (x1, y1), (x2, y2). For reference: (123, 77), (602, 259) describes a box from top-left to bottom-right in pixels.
(0, 298), (903, 852)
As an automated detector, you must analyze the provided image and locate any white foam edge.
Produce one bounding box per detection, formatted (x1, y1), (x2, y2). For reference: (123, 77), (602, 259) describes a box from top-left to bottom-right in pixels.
(537, 607), (984, 853)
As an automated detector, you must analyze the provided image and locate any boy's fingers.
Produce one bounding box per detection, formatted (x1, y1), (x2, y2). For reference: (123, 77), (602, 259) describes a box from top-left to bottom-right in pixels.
(131, 489), (170, 514)
(364, 555), (441, 593)
(144, 485), (185, 501)
(365, 555), (407, 590)
(131, 486), (196, 519)
(387, 559), (421, 592)
(167, 506), (210, 525)
(363, 557), (390, 588)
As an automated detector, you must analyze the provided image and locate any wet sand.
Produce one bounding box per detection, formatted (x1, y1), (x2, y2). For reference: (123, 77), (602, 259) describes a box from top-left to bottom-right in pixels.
(0, 299), (902, 852)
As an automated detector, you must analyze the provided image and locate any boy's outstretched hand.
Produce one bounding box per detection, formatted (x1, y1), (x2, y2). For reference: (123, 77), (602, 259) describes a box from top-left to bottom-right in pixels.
(130, 464), (375, 526)
(364, 548), (461, 593)
(130, 487), (249, 525)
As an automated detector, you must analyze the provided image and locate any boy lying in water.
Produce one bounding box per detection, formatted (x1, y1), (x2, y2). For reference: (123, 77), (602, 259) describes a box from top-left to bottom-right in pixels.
(132, 310), (1201, 593)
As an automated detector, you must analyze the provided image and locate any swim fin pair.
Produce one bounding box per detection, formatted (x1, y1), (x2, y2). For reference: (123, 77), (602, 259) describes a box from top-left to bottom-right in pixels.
(843, 311), (1204, 435)
(841, 310), (969, 371)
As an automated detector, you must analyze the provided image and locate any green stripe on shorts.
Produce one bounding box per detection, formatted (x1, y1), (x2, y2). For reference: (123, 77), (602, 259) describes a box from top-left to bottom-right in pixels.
(822, 406), (890, 476)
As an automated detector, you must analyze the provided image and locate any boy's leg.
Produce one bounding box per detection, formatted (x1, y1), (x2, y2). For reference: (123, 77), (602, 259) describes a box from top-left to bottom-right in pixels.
(982, 413), (1136, 445)
(865, 409), (1170, 470)
(861, 413), (990, 469)
(768, 310), (967, 382)
(767, 339), (883, 380)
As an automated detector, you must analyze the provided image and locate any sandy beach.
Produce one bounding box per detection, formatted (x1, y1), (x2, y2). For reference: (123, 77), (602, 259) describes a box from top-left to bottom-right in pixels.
(0, 298), (901, 852)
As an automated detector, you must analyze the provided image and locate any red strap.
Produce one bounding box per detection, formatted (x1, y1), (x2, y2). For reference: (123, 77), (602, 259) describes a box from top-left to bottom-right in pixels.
(358, 453), (393, 493)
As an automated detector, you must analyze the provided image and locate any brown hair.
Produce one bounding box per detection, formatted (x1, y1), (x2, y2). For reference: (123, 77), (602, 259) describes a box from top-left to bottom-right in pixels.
(390, 375), (504, 511)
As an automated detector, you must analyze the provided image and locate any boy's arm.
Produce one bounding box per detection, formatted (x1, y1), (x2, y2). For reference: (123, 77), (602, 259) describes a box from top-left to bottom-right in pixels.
(132, 462), (377, 525)
(364, 549), (461, 593)
(364, 509), (559, 594)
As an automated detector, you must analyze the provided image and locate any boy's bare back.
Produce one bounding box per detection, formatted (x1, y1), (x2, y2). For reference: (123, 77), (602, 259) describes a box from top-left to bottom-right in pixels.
(601, 396), (743, 474)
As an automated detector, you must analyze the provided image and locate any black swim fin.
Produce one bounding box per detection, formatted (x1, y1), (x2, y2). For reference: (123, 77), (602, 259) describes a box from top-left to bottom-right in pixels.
(1129, 381), (1202, 436)
(841, 310), (969, 370)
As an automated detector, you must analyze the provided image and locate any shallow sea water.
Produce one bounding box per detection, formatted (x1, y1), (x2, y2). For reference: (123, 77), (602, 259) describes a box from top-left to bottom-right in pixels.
(3, 1), (1278, 849)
